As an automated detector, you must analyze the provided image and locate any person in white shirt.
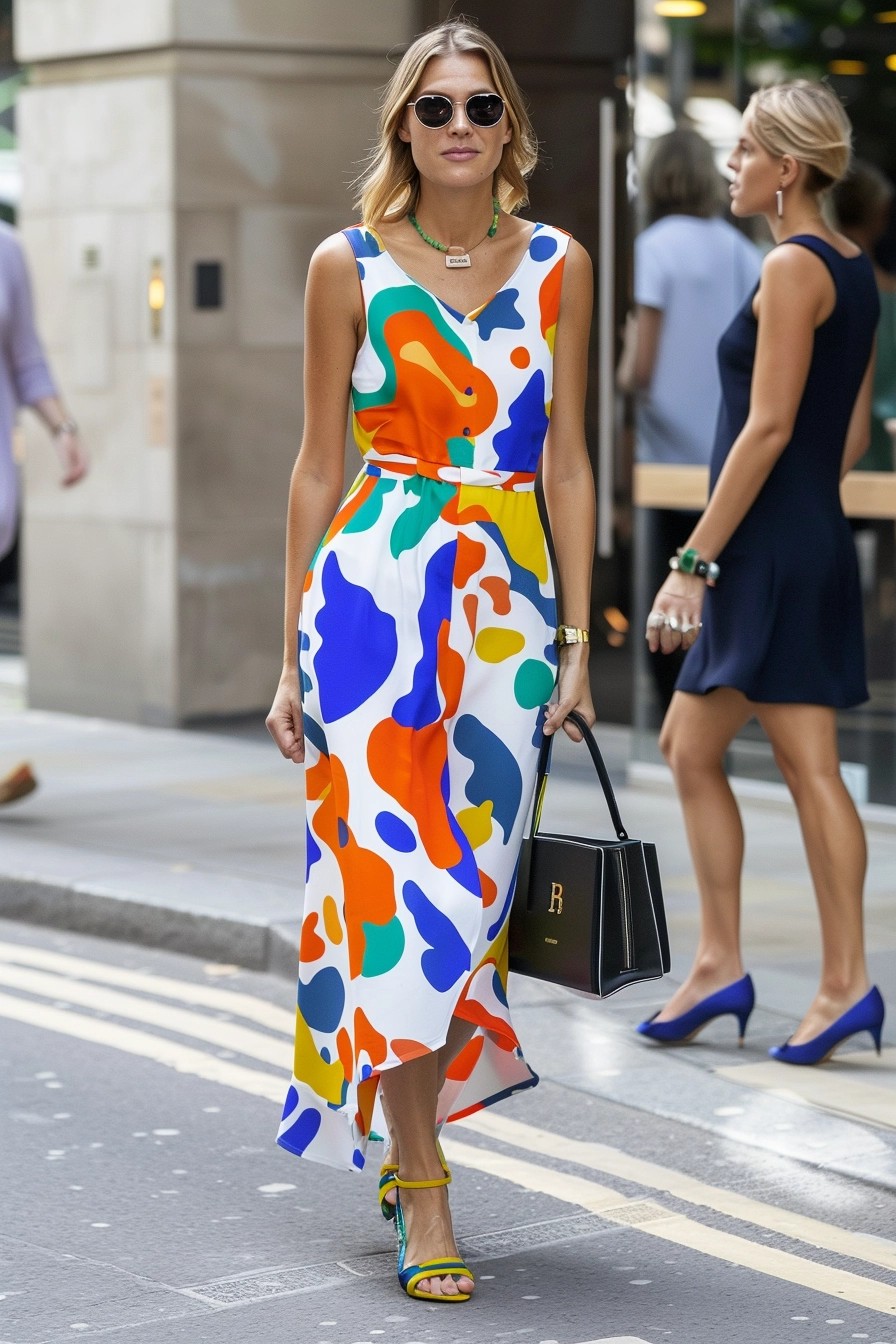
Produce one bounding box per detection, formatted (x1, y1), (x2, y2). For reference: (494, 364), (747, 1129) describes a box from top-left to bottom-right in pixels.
(618, 127), (761, 711)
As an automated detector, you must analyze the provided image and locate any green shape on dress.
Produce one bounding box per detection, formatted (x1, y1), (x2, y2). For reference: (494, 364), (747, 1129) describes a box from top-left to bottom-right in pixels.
(353, 286), (473, 415)
(390, 476), (453, 558)
(361, 915), (406, 977)
(446, 436), (475, 466)
(514, 658), (556, 710)
(342, 478), (397, 534)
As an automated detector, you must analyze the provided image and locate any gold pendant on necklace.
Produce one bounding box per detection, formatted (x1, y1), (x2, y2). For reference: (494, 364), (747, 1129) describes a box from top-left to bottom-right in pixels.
(446, 248), (472, 269)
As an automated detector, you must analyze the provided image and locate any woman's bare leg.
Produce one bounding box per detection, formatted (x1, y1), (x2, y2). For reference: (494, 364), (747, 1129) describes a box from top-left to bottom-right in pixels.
(756, 702), (869, 1043)
(378, 1024), (476, 1298)
(654, 687), (754, 1020)
(380, 1016), (476, 1191)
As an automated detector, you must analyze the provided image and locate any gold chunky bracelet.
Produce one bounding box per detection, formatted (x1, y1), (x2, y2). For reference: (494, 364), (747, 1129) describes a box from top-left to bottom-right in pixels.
(555, 625), (590, 646)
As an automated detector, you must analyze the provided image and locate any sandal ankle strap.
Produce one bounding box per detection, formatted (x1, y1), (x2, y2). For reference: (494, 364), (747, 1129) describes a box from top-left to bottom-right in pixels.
(394, 1170), (452, 1190)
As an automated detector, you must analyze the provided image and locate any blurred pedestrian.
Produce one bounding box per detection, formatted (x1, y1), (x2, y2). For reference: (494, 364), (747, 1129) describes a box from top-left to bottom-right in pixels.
(266, 17), (595, 1302)
(0, 222), (88, 808)
(638, 81), (884, 1064)
(617, 128), (761, 712)
(831, 159), (896, 470)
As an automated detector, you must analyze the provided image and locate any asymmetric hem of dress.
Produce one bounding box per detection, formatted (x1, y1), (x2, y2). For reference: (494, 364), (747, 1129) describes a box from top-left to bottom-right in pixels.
(277, 221), (570, 1171)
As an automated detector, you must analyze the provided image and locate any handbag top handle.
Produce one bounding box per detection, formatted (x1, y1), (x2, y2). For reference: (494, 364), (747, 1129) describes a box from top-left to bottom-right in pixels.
(532, 710), (629, 842)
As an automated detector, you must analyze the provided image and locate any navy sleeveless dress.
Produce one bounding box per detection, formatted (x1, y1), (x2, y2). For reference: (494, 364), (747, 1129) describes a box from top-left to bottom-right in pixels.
(677, 235), (879, 707)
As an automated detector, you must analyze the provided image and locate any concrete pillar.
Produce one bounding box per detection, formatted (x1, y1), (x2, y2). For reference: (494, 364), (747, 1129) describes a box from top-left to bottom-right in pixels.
(15, 0), (420, 723)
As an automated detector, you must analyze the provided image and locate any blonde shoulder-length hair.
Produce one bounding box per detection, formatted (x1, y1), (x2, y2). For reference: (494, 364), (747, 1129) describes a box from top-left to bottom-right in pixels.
(355, 18), (538, 227)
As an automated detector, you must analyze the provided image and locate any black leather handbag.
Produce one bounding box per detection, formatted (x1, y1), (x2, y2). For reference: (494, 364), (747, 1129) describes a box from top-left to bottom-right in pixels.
(509, 711), (670, 998)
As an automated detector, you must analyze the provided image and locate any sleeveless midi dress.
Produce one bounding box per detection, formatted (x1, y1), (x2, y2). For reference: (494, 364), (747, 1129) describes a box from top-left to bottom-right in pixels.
(277, 222), (570, 1170)
(676, 236), (879, 706)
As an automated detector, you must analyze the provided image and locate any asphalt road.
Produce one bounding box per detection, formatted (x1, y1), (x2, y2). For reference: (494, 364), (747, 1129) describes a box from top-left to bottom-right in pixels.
(2, 919), (895, 1344)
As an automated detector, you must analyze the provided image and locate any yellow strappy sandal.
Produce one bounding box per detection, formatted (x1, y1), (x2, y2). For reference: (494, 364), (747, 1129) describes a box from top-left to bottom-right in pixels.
(393, 1169), (473, 1303)
(378, 1138), (448, 1221)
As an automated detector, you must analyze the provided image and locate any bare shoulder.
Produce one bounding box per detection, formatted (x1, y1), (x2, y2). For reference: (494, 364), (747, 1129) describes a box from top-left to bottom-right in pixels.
(561, 236), (593, 277)
(309, 230), (358, 284)
(305, 230), (364, 332)
(762, 239), (830, 287)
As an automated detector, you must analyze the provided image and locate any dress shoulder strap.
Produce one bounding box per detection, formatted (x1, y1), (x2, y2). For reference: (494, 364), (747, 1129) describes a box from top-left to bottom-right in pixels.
(342, 225), (385, 263)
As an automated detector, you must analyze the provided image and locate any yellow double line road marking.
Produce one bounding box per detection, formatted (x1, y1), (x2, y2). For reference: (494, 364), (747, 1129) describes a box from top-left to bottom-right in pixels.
(2, 939), (895, 1315)
(0, 939), (295, 1032)
(457, 1110), (896, 1276)
(443, 1136), (896, 1315)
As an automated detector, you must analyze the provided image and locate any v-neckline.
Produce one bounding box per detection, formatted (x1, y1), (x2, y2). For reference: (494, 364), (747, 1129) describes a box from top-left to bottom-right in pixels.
(368, 223), (538, 322)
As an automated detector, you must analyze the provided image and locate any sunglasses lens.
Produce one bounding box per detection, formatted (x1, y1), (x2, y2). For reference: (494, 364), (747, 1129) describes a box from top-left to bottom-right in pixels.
(467, 94), (505, 126)
(413, 96), (453, 128)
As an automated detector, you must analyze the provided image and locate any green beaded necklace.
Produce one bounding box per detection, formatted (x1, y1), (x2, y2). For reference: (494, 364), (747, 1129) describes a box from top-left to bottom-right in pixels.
(408, 196), (501, 268)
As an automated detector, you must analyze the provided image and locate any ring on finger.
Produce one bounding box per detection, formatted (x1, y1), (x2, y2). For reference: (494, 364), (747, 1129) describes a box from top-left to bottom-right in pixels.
(666, 616), (680, 632)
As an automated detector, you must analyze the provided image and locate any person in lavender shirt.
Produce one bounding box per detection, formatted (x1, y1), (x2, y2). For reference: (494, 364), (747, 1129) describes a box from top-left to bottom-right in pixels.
(0, 221), (88, 806)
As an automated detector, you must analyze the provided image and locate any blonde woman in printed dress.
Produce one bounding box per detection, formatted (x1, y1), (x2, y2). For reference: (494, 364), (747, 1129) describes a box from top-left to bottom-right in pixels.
(266, 18), (595, 1303)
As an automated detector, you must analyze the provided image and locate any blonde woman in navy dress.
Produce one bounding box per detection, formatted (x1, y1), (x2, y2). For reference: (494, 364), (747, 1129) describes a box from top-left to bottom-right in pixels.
(638, 82), (884, 1063)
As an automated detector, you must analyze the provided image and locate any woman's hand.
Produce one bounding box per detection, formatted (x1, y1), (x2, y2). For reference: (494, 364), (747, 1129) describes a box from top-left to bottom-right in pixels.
(543, 647), (596, 741)
(645, 574), (705, 654)
(266, 668), (305, 763)
(55, 427), (89, 487)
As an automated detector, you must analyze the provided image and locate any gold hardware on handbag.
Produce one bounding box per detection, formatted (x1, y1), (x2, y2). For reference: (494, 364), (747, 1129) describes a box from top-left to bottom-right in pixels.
(509, 712), (670, 998)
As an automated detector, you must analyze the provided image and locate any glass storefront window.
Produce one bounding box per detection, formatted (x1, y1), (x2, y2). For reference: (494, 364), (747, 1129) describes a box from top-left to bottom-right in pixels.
(629, 0), (896, 806)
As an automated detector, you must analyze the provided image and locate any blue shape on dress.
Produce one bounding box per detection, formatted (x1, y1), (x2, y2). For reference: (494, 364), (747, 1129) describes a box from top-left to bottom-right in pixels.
(286, 1105), (322, 1154)
(474, 288), (525, 340)
(375, 811), (417, 852)
(314, 552), (398, 721)
(393, 542), (454, 729)
(493, 369), (549, 472)
(298, 966), (346, 1033)
(346, 229), (382, 259)
(529, 233), (558, 262)
(403, 880), (472, 992)
(337, 818), (349, 848)
(479, 521), (556, 625)
(302, 711), (329, 758)
(454, 714), (522, 842)
(306, 824), (322, 879)
(447, 806), (483, 897)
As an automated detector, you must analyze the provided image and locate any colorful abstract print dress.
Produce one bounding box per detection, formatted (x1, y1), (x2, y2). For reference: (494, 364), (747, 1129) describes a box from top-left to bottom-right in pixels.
(277, 222), (570, 1170)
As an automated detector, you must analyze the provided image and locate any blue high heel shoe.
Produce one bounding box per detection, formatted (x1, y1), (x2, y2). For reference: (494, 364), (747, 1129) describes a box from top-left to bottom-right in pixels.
(769, 986), (885, 1066)
(636, 974), (755, 1045)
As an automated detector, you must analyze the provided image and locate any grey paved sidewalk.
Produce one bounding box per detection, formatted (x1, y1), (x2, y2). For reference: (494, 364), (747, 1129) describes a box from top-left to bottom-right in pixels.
(3, 656), (896, 1188)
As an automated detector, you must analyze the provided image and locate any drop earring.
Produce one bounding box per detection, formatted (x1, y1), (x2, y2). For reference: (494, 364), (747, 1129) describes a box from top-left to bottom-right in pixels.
(776, 188), (784, 219)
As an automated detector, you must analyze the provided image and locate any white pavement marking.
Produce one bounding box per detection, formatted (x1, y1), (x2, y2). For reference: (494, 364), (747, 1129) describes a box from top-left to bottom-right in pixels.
(440, 1138), (896, 1317)
(4, 962), (896, 1315)
(717, 1054), (896, 1132)
(0, 940), (295, 1033)
(0, 962), (291, 1068)
(0, 993), (283, 1102)
(458, 1110), (896, 1275)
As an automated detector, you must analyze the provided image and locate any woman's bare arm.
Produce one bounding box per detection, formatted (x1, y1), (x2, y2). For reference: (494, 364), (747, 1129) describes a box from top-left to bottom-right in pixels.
(541, 239), (597, 738)
(616, 304), (663, 394)
(266, 234), (360, 761)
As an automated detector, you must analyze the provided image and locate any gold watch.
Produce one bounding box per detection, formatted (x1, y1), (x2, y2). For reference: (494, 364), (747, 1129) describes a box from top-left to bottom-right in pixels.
(555, 625), (590, 646)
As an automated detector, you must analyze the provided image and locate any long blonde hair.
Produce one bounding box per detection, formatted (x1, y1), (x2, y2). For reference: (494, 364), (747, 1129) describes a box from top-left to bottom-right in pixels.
(746, 80), (852, 192)
(355, 18), (538, 226)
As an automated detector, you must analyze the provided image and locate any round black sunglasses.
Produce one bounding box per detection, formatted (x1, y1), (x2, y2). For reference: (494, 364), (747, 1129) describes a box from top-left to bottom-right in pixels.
(407, 93), (506, 129)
